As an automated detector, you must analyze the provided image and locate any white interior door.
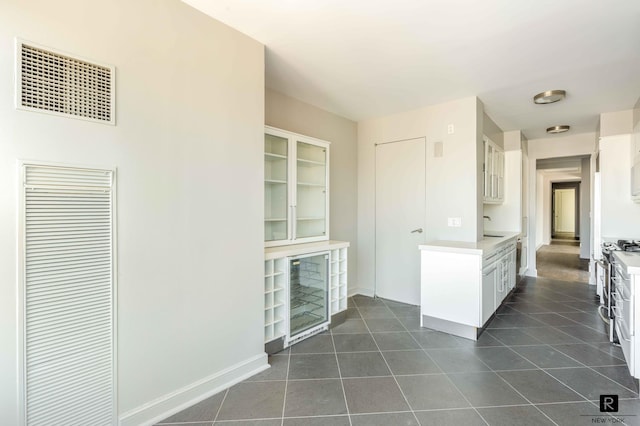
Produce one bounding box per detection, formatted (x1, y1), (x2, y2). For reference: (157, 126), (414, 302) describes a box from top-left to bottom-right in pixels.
(554, 188), (575, 233)
(375, 138), (426, 305)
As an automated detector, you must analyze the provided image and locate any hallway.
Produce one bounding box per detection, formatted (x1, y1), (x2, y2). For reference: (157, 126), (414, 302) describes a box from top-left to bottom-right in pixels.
(536, 243), (590, 283)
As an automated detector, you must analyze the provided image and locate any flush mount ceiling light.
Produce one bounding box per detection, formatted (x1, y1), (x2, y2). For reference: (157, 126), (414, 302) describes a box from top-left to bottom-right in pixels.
(546, 125), (570, 134)
(533, 89), (566, 104)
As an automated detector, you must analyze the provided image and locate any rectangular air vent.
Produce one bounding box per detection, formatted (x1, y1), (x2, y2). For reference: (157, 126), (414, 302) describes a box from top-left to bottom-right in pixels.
(16, 40), (115, 125)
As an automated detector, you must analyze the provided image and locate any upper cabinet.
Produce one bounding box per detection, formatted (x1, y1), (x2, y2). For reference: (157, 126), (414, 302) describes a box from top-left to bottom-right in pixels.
(483, 136), (504, 204)
(265, 126), (330, 246)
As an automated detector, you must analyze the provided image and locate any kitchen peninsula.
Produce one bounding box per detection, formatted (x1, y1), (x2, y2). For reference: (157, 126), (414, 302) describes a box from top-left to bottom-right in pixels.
(420, 232), (519, 340)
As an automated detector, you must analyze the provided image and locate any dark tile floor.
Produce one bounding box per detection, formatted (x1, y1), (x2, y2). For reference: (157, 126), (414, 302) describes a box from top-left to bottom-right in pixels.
(157, 276), (640, 426)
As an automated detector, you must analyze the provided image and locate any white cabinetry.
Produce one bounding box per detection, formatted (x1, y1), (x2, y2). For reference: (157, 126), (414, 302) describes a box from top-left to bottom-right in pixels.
(611, 252), (639, 378)
(265, 126), (330, 246)
(420, 234), (518, 340)
(483, 136), (504, 204)
(481, 262), (498, 325)
(264, 241), (349, 345)
(481, 240), (517, 325)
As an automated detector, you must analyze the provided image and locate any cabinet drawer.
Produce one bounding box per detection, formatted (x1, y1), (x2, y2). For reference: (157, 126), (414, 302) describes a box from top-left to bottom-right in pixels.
(615, 320), (633, 376)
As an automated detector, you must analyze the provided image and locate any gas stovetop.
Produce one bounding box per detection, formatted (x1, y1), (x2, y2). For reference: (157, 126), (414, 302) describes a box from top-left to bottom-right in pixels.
(602, 240), (640, 254)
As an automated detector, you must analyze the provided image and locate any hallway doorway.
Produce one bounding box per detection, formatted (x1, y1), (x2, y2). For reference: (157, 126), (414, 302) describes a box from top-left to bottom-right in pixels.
(531, 156), (592, 283)
(538, 180), (587, 282)
(551, 181), (580, 242)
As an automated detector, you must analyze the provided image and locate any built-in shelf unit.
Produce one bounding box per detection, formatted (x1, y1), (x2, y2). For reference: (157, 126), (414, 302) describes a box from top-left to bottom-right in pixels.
(265, 126), (330, 247)
(264, 241), (349, 346)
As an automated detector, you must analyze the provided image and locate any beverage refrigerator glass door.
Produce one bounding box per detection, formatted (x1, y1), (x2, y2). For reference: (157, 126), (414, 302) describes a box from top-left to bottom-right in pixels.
(288, 252), (329, 341)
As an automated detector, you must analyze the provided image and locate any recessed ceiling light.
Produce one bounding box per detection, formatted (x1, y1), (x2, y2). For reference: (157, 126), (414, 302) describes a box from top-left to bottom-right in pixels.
(534, 90), (566, 104)
(546, 125), (570, 134)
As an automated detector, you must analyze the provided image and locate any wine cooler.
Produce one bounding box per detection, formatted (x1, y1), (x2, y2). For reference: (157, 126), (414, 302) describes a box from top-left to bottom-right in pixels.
(287, 252), (329, 344)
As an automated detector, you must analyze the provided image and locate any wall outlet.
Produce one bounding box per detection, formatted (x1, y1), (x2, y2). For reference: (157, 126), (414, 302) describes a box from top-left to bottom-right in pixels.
(447, 217), (462, 227)
(447, 124), (455, 134)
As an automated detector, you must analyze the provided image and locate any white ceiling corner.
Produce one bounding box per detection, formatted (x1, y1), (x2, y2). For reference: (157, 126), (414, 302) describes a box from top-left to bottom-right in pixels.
(184, 0), (640, 140)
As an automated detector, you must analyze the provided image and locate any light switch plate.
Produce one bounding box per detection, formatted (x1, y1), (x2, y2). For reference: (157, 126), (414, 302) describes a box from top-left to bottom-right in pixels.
(447, 217), (462, 227)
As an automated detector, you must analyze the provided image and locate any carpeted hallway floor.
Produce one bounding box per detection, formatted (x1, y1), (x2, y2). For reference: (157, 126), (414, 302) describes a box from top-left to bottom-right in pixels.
(536, 243), (590, 283)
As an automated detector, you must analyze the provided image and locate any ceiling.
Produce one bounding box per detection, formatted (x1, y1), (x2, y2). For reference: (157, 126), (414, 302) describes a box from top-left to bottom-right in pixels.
(184, 0), (640, 140)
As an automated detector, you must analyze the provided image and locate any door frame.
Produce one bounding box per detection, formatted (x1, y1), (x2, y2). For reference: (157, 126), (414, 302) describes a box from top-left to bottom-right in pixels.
(374, 137), (427, 303)
(551, 181), (580, 239)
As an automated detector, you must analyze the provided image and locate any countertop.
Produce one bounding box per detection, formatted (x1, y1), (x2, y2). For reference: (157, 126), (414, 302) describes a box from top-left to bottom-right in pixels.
(418, 231), (520, 255)
(265, 240), (350, 260)
(612, 251), (640, 275)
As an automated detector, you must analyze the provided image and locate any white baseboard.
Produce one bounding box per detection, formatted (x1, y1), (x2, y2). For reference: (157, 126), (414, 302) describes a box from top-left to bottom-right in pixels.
(518, 266), (529, 276)
(119, 352), (268, 426)
(348, 286), (374, 297)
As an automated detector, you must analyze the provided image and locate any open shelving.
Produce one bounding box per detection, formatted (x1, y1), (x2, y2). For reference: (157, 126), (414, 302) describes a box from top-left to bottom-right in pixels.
(264, 257), (287, 343)
(330, 247), (348, 314)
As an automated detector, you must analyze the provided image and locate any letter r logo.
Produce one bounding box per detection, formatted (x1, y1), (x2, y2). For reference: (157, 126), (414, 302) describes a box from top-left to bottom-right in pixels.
(600, 394), (618, 412)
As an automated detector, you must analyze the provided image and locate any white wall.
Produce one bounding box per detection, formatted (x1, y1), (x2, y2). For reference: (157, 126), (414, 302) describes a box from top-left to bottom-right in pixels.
(526, 132), (597, 275)
(357, 96), (479, 296)
(600, 134), (640, 239)
(600, 110), (633, 137)
(536, 172), (545, 249)
(265, 89), (359, 289)
(0, 1), (265, 424)
(520, 135), (530, 275)
(580, 157), (591, 258)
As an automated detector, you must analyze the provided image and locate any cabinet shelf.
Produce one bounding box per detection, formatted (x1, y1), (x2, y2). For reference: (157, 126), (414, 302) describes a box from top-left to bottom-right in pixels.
(265, 153), (287, 160)
(265, 218), (286, 222)
(265, 302), (285, 311)
(297, 158), (325, 166)
(297, 217), (324, 221)
(265, 179), (287, 185)
(297, 182), (325, 187)
(265, 317), (284, 327)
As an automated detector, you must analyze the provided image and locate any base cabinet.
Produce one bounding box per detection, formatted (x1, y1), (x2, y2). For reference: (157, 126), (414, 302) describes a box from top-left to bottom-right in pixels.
(611, 253), (637, 378)
(264, 241), (349, 346)
(421, 235), (518, 340)
(481, 264), (498, 325)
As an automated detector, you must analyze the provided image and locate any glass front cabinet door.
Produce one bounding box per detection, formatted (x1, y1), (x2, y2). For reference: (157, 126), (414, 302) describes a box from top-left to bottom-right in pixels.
(265, 126), (330, 247)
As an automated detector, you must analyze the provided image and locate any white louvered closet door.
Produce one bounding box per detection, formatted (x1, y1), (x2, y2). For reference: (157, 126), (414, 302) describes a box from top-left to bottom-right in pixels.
(21, 163), (116, 426)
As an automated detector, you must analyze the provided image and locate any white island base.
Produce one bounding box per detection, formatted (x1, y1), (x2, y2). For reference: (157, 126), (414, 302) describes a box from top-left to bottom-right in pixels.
(420, 233), (518, 340)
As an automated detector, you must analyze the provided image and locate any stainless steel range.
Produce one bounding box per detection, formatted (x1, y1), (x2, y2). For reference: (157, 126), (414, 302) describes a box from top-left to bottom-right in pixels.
(598, 240), (640, 343)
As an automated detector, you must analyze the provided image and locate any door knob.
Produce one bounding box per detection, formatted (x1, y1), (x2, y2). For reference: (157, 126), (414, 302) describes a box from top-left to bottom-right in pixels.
(411, 228), (423, 234)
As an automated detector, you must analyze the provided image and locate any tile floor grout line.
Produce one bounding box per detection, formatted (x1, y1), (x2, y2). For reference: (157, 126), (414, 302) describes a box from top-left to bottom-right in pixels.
(279, 345), (292, 426)
(354, 297), (423, 426)
(381, 296), (490, 426)
(436, 325), (549, 426)
(212, 388), (229, 424)
(472, 344), (561, 426)
(585, 366), (640, 395)
(329, 326), (353, 426)
(384, 297), (446, 375)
